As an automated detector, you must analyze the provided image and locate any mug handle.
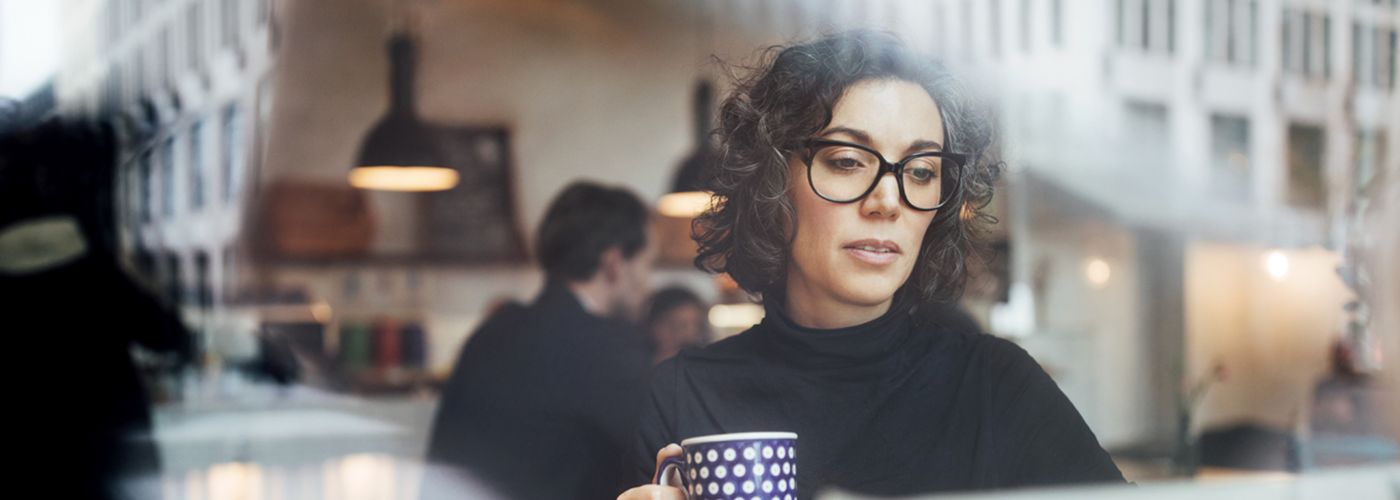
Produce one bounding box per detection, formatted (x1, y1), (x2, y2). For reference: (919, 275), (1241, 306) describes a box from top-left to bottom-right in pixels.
(652, 455), (687, 487)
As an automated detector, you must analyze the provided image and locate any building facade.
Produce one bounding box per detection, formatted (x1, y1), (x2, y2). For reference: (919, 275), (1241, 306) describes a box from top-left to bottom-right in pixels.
(55, 0), (276, 359)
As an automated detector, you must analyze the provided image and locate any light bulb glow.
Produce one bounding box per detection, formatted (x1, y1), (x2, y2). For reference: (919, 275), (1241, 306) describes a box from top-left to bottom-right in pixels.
(1085, 258), (1111, 288)
(349, 166), (459, 192)
(658, 191), (714, 218)
(1264, 250), (1289, 281)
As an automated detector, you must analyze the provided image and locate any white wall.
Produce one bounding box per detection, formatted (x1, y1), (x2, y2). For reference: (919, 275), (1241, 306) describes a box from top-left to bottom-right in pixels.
(1186, 243), (1351, 431)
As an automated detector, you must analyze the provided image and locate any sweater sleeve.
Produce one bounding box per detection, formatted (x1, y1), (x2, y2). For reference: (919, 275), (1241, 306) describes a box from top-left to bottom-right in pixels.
(977, 336), (1126, 487)
(629, 357), (682, 485)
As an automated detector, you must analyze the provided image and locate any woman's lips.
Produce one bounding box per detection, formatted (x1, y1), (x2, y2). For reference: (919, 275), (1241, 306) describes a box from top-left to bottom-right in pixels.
(842, 239), (901, 266)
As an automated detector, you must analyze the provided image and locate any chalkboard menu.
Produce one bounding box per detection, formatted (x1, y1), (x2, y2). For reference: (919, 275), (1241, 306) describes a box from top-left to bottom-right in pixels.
(418, 126), (527, 263)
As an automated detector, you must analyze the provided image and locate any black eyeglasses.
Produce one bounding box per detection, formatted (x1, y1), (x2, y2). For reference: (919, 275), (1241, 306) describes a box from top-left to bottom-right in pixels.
(800, 138), (966, 211)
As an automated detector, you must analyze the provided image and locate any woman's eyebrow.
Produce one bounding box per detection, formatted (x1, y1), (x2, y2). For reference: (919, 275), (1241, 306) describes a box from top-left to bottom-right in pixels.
(817, 126), (873, 144)
(906, 139), (944, 153)
(818, 126), (944, 153)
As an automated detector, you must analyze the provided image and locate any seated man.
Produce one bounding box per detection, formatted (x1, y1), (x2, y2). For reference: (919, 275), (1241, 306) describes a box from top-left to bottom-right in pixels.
(426, 182), (657, 499)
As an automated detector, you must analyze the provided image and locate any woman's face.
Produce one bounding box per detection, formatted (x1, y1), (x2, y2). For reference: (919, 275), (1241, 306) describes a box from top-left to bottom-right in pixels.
(785, 78), (943, 317)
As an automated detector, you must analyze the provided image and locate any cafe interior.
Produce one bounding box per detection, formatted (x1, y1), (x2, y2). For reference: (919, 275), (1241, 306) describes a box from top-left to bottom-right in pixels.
(3, 0), (1399, 498)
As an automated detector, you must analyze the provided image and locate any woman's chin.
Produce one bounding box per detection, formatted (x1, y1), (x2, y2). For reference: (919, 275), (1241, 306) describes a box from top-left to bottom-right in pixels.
(832, 276), (905, 308)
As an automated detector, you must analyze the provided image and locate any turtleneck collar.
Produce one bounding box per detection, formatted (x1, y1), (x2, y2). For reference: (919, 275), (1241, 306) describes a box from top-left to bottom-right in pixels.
(756, 286), (916, 370)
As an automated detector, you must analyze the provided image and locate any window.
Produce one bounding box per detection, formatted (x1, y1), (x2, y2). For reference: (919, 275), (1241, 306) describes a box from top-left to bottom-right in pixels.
(222, 104), (245, 203)
(140, 151), (153, 222)
(158, 27), (172, 89)
(161, 137), (176, 217)
(1116, 0), (1124, 45)
(1354, 23), (1367, 87)
(1391, 29), (1398, 89)
(187, 2), (204, 75)
(1315, 13), (1328, 78)
(190, 120), (205, 210)
(1204, 0), (1256, 66)
(1210, 115), (1251, 201)
(134, 50), (146, 100)
(194, 252), (211, 309)
(1117, 0), (1175, 54)
(221, 0), (240, 50)
(1285, 124), (1326, 210)
(1166, 0), (1176, 54)
(223, 246), (238, 303)
(1123, 101), (1171, 171)
(1355, 23), (1397, 89)
(1283, 9), (1329, 81)
(1354, 129), (1387, 193)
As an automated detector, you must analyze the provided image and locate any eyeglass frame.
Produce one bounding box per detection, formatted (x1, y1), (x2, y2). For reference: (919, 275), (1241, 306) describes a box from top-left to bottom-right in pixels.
(799, 138), (967, 212)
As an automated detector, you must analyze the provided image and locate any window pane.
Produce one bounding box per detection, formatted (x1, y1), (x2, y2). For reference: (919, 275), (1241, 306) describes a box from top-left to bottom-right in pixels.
(1286, 124), (1326, 210)
(190, 121), (204, 210)
(1211, 115), (1251, 201)
(223, 104), (245, 202)
(161, 138), (175, 217)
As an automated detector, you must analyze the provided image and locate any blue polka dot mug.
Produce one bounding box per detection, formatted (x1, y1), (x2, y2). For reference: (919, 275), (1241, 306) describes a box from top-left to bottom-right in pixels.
(652, 432), (798, 500)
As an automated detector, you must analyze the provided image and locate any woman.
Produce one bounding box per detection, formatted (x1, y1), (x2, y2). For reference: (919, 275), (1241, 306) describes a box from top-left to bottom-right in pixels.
(645, 286), (713, 365)
(619, 31), (1124, 499)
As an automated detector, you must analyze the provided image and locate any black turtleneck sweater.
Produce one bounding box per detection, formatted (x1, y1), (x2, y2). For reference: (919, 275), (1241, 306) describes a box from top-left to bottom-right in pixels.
(630, 294), (1125, 498)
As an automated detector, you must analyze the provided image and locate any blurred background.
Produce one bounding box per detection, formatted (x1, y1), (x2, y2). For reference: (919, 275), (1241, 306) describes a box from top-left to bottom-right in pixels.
(1, 0), (1398, 498)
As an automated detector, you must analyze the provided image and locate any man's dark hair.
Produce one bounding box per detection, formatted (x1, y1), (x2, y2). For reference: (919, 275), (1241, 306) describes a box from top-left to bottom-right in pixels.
(695, 30), (1003, 304)
(536, 181), (649, 282)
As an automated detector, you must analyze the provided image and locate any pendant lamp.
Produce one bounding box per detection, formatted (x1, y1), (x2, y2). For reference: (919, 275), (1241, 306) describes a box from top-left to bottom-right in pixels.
(349, 31), (458, 192)
(658, 80), (717, 218)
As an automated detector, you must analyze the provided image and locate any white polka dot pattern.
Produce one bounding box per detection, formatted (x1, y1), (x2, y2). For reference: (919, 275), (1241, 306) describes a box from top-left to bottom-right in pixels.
(678, 437), (796, 500)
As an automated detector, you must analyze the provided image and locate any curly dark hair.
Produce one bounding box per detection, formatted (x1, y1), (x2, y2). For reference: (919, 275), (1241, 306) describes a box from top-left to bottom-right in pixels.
(694, 30), (1002, 304)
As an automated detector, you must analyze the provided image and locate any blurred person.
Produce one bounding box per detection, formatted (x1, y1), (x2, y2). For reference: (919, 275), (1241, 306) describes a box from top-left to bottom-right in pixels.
(644, 286), (712, 365)
(425, 182), (656, 499)
(0, 117), (191, 498)
(1312, 340), (1374, 435)
(1305, 339), (1399, 467)
(620, 31), (1123, 500)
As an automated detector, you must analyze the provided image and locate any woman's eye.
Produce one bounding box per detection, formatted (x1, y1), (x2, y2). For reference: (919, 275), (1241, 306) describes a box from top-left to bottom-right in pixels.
(833, 157), (864, 168)
(819, 154), (867, 170)
(906, 166), (937, 183)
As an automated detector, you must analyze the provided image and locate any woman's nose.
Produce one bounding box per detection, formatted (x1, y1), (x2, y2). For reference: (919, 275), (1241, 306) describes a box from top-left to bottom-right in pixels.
(860, 173), (901, 219)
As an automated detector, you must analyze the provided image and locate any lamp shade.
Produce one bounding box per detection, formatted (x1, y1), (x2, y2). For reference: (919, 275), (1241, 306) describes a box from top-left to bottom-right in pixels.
(658, 80), (717, 218)
(349, 33), (457, 192)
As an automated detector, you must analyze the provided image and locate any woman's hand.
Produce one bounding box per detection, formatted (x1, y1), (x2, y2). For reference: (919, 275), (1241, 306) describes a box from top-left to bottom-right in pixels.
(617, 444), (686, 499)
